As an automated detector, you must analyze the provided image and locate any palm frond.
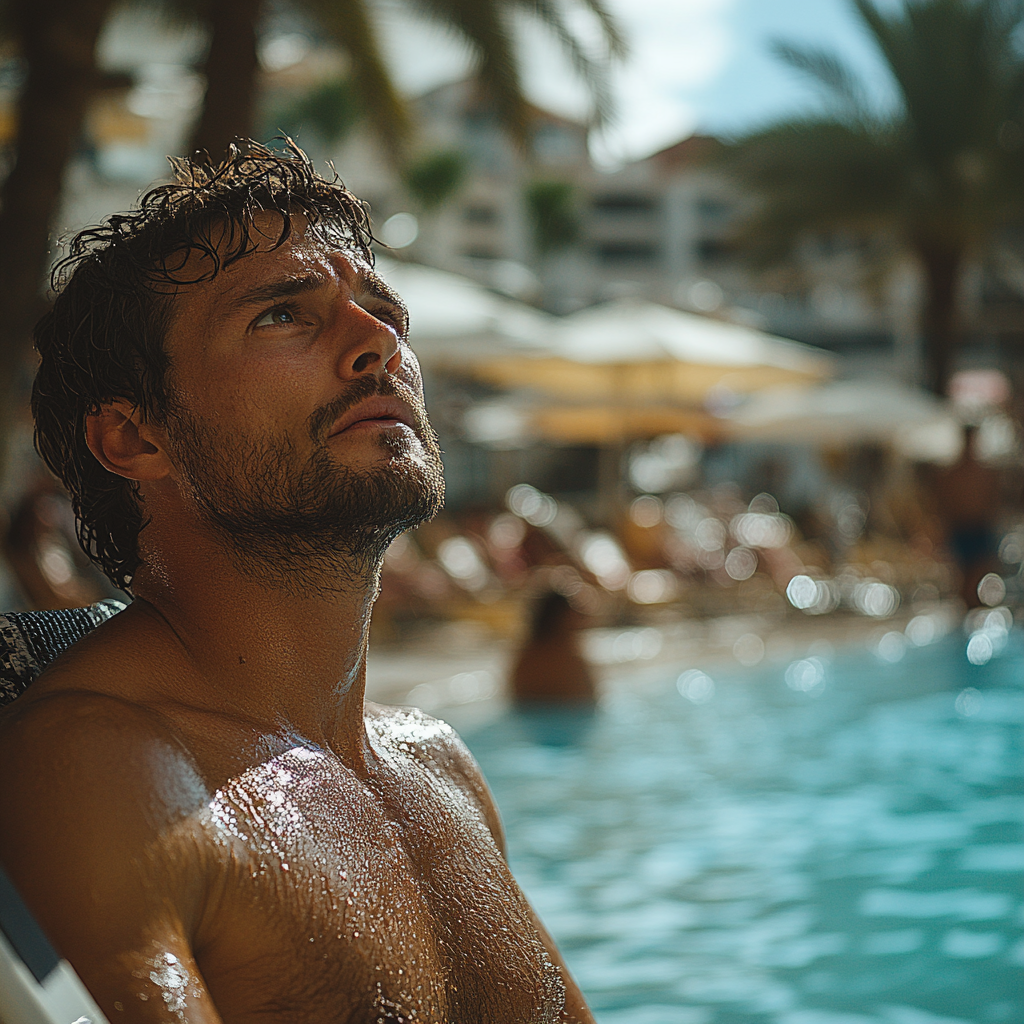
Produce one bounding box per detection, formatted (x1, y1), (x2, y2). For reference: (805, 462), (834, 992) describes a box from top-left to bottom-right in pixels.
(408, 0), (623, 139)
(575, 0), (627, 58)
(852, 0), (1024, 164)
(305, 0), (412, 156)
(510, 0), (619, 125)
(407, 0), (528, 144)
(770, 40), (874, 123)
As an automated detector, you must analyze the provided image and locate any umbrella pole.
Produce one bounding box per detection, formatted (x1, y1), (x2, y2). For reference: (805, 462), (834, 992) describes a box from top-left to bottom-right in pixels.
(597, 441), (625, 527)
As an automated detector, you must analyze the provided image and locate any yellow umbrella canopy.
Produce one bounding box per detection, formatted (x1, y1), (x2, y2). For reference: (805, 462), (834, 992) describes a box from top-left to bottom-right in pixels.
(471, 298), (834, 403)
(463, 398), (729, 447)
(529, 404), (725, 445)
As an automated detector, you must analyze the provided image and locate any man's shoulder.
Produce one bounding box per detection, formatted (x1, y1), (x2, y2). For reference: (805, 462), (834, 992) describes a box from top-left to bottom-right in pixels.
(364, 699), (459, 744)
(364, 701), (506, 849)
(0, 681), (208, 833)
(364, 700), (474, 774)
(0, 639), (210, 867)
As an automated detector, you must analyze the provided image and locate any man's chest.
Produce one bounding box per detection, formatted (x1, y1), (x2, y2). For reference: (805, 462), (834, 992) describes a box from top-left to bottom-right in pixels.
(191, 745), (564, 1023)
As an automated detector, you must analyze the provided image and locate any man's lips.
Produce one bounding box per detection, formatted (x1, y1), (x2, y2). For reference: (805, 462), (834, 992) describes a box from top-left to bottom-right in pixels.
(327, 395), (416, 436)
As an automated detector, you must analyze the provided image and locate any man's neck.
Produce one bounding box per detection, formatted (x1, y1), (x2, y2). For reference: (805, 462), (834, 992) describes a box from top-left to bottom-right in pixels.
(130, 513), (379, 764)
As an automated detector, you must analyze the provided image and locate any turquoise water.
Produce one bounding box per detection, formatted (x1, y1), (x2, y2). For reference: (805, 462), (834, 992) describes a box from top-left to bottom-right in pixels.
(464, 626), (1024, 1024)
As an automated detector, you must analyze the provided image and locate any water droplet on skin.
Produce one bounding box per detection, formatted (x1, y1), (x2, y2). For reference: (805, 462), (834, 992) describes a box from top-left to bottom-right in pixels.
(113, 1002), (124, 1012)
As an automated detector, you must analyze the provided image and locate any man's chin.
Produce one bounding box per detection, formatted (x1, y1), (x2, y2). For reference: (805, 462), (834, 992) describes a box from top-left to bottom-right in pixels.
(168, 409), (444, 589)
(363, 427), (443, 485)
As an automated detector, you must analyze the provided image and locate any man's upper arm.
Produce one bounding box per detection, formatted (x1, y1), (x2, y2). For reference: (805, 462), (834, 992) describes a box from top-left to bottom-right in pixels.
(0, 693), (223, 1022)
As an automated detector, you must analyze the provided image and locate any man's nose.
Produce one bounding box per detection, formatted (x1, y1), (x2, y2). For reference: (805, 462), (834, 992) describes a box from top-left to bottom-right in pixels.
(336, 304), (403, 379)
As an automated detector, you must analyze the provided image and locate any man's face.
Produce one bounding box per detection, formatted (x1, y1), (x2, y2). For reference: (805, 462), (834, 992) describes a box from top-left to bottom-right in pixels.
(157, 214), (444, 591)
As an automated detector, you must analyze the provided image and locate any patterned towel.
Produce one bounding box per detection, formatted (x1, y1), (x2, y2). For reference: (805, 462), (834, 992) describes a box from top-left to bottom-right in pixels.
(0, 600), (127, 707)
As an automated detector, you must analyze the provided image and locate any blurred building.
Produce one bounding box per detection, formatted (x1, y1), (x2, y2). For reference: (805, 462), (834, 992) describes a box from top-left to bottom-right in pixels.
(5, 5), (1017, 391)
(328, 76), (1024, 387)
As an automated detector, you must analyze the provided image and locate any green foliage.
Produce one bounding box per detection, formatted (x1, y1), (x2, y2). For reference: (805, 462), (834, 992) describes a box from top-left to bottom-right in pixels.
(728, 0), (1024, 259)
(401, 150), (467, 210)
(272, 76), (362, 146)
(526, 180), (580, 254)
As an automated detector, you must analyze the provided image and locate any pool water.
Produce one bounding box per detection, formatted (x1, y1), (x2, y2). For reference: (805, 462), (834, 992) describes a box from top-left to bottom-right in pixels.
(463, 627), (1024, 1024)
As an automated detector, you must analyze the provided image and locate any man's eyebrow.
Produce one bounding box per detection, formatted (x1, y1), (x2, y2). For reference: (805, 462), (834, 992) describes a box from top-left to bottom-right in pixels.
(214, 267), (409, 335)
(222, 271), (332, 317)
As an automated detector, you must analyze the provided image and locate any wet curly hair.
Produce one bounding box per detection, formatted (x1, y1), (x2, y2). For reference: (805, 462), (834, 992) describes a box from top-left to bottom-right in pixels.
(32, 140), (375, 592)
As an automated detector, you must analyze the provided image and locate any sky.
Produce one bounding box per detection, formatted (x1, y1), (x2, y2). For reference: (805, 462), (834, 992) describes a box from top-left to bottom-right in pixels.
(375, 0), (901, 165)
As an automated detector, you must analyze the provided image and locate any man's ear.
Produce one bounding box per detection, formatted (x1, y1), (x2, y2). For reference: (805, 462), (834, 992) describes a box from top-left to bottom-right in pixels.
(85, 400), (173, 482)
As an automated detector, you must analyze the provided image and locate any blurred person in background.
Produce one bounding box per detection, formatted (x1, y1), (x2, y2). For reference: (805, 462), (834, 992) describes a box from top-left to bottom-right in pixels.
(511, 589), (597, 706)
(930, 423), (1002, 607)
(0, 143), (593, 1024)
(3, 468), (109, 610)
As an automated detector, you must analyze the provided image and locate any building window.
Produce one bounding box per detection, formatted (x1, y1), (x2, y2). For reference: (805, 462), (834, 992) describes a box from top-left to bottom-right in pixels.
(595, 242), (658, 264)
(695, 238), (731, 264)
(463, 205), (498, 225)
(533, 124), (580, 165)
(696, 197), (731, 223)
(592, 194), (657, 215)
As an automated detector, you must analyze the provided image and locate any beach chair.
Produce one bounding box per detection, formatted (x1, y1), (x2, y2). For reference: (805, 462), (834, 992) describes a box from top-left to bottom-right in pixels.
(0, 600), (125, 708)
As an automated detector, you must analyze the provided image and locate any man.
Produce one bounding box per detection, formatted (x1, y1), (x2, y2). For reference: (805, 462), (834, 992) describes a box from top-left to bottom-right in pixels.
(0, 143), (593, 1023)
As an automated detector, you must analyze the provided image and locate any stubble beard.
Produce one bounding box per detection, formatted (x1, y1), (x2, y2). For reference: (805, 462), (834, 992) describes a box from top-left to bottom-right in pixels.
(165, 376), (445, 596)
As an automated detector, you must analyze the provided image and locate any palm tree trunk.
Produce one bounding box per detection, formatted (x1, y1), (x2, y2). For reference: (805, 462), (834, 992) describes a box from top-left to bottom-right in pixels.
(0, 0), (114, 462)
(916, 243), (962, 398)
(190, 0), (262, 159)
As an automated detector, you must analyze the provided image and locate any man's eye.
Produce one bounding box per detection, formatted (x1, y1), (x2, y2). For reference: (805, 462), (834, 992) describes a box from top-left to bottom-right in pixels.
(370, 305), (406, 334)
(254, 306), (295, 328)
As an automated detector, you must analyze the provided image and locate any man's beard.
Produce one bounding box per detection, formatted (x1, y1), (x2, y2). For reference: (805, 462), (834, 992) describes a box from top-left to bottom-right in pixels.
(164, 375), (444, 595)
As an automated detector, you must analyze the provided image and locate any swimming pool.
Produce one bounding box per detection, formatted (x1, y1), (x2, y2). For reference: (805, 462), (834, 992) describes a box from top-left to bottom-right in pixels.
(463, 623), (1024, 1024)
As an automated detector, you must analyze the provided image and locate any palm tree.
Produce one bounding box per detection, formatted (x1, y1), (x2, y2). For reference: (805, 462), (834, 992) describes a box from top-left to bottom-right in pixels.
(0, 0), (117, 453)
(721, 0), (1024, 396)
(192, 0), (626, 158)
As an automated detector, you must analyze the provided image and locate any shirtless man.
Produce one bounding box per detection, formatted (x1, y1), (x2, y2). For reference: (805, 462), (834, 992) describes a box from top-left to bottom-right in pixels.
(0, 143), (593, 1023)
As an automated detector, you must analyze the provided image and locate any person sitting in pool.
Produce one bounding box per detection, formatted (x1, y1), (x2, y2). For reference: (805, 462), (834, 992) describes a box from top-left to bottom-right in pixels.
(0, 143), (593, 1024)
(510, 590), (597, 706)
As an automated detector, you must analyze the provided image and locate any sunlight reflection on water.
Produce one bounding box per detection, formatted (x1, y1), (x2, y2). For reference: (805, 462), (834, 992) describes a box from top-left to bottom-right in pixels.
(465, 629), (1024, 1024)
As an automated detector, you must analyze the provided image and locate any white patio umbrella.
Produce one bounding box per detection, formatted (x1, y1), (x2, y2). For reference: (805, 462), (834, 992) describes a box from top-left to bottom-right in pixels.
(721, 379), (961, 457)
(469, 298), (835, 404)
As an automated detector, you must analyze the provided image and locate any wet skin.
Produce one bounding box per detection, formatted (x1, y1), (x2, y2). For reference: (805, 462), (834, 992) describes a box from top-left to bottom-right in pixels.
(0, 218), (594, 1023)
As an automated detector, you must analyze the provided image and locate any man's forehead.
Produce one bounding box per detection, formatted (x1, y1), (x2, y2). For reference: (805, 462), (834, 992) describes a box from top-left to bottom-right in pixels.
(167, 214), (372, 307)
